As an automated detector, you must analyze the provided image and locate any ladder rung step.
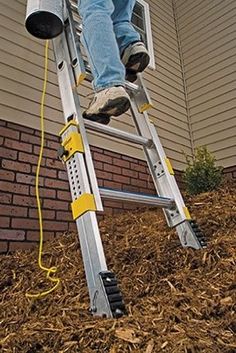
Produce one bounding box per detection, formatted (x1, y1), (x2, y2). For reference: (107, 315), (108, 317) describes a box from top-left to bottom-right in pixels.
(99, 188), (175, 208)
(84, 120), (153, 147)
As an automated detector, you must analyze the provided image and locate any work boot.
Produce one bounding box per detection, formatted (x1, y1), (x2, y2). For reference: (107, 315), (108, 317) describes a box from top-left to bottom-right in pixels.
(83, 86), (130, 125)
(122, 41), (150, 82)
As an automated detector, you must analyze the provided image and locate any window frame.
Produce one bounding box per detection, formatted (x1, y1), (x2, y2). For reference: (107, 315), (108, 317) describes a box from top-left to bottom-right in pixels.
(133, 0), (156, 70)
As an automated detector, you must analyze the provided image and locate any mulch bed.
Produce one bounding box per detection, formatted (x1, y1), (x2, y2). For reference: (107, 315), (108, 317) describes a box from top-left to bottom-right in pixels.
(0, 182), (235, 353)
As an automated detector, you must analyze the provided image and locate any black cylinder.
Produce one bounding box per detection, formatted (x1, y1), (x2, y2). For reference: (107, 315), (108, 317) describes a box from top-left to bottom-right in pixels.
(25, 0), (64, 39)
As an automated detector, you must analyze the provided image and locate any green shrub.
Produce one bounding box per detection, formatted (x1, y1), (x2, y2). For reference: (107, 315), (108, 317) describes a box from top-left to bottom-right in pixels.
(183, 146), (223, 195)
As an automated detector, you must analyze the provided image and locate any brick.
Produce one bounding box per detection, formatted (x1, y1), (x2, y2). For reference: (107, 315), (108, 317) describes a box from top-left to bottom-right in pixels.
(104, 180), (122, 190)
(139, 160), (147, 166)
(233, 172), (236, 178)
(30, 187), (56, 199)
(11, 218), (39, 230)
(90, 146), (103, 154)
(0, 127), (19, 140)
(0, 229), (25, 240)
(7, 122), (34, 135)
(0, 119), (6, 126)
(93, 152), (112, 164)
(113, 174), (130, 185)
(56, 211), (73, 222)
(122, 155), (138, 163)
(68, 222), (77, 233)
(0, 137), (3, 145)
(113, 158), (130, 168)
(104, 200), (123, 209)
(139, 172), (148, 181)
(32, 166), (57, 178)
(104, 163), (121, 175)
(0, 181), (29, 195)
(97, 178), (103, 187)
(122, 169), (138, 178)
(96, 170), (113, 180)
(45, 178), (69, 190)
(46, 158), (63, 170)
(57, 190), (71, 201)
(26, 231), (54, 241)
(46, 140), (59, 150)
(34, 146), (57, 159)
(103, 150), (121, 158)
(28, 209), (56, 219)
(43, 221), (68, 232)
(9, 241), (37, 252)
(20, 133), (41, 146)
(131, 178), (147, 188)
(2, 159), (31, 173)
(0, 217), (10, 227)
(122, 185), (139, 193)
(0, 192), (12, 204)
(139, 187), (155, 195)
(16, 173), (42, 186)
(0, 147), (17, 160)
(0, 169), (15, 181)
(19, 152), (45, 166)
(130, 163), (146, 173)
(93, 161), (103, 171)
(4, 139), (32, 153)
(44, 199), (69, 211)
(13, 195), (36, 207)
(0, 241), (8, 253)
(0, 205), (27, 217)
(103, 207), (113, 215)
(35, 130), (59, 142)
(58, 171), (68, 181)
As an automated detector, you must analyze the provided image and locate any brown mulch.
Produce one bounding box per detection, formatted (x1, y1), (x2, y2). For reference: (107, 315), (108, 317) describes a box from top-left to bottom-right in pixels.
(0, 182), (235, 353)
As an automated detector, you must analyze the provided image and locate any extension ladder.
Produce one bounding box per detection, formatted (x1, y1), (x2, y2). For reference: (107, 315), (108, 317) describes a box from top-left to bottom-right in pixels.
(52, 0), (206, 318)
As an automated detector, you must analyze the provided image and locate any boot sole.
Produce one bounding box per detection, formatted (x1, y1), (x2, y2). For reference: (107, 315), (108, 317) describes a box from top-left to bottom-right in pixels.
(83, 96), (130, 125)
(125, 52), (150, 82)
(126, 52), (150, 72)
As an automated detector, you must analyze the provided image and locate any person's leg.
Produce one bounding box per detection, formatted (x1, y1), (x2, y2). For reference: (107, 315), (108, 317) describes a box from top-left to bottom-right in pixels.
(111, 0), (140, 54)
(112, 0), (150, 81)
(78, 0), (125, 91)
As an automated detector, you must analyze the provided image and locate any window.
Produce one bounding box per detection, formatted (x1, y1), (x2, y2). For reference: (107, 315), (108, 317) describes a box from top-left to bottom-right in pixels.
(132, 0), (155, 70)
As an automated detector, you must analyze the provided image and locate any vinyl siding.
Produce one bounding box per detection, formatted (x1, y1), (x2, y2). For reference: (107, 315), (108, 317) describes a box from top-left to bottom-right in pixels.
(0, 0), (190, 170)
(174, 0), (236, 167)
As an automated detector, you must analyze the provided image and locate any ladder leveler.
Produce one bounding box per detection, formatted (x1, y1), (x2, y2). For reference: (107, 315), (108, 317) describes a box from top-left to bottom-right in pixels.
(26, 0), (206, 318)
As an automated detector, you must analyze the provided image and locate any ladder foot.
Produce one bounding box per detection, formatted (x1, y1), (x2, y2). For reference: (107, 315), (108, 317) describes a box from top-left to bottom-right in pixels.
(189, 220), (207, 248)
(99, 271), (126, 318)
(176, 220), (207, 250)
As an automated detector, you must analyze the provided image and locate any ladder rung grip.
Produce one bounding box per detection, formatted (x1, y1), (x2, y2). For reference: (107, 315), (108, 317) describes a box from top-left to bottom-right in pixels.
(99, 188), (175, 208)
(84, 120), (152, 147)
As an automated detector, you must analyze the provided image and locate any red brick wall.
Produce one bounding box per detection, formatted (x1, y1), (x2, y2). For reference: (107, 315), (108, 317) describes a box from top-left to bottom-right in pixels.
(1, 119), (234, 253)
(0, 119), (158, 253)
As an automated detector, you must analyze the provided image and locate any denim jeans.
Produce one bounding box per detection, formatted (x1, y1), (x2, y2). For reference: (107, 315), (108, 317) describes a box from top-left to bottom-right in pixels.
(78, 0), (140, 91)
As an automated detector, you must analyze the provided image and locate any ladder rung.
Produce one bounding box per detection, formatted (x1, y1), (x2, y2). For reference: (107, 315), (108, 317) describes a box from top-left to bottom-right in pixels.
(99, 188), (175, 208)
(84, 120), (153, 147)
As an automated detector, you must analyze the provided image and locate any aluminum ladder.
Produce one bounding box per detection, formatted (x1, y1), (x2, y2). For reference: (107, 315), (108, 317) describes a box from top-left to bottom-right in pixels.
(52, 0), (206, 318)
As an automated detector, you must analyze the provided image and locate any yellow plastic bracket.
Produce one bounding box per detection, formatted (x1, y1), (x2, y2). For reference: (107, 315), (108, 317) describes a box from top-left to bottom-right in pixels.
(138, 102), (154, 113)
(62, 131), (84, 161)
(59, 120), (78, 136)
(183, 207), (191, 220)
(76, 72), (86, 86)
(165, 158), (175, 175)
(71, 193), (97, 220)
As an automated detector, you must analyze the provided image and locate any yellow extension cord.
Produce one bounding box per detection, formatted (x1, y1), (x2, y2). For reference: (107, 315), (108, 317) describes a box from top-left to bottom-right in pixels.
(26, 40), (60, 299)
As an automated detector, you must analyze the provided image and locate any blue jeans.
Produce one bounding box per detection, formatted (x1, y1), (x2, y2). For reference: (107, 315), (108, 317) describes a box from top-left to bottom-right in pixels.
(78, 0), (140, 91)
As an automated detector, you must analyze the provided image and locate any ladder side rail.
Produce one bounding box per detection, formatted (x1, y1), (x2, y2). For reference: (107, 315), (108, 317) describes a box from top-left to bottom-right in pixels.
(129, 99), (184, 227)
(130, 100), (204, 249)
(52, 32), (117, 317)
(52, 33), (103, 211)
